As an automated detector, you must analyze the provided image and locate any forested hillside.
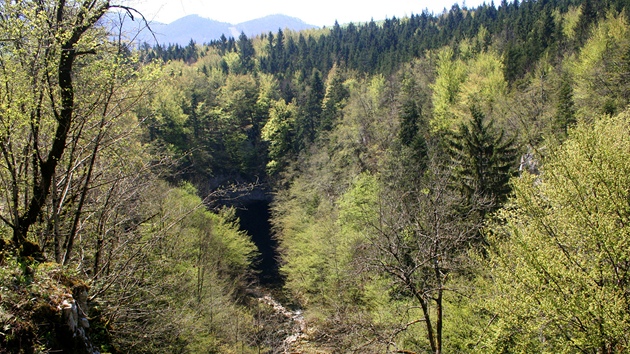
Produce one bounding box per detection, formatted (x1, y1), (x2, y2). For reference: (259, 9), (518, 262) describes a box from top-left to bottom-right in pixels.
(2, 0), (630, 353)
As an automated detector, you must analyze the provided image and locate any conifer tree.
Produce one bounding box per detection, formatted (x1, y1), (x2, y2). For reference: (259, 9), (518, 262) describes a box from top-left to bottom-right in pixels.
(576, 0), (598, 45)
(555, 72), (576, 137)
(399, 99), (428, 171)
(237, 32), (255, 73)
(447, 106), (518, 217)
(273, 28), (285, 72)
(399, 100), (420, 146)
(295, 70), (325, 149)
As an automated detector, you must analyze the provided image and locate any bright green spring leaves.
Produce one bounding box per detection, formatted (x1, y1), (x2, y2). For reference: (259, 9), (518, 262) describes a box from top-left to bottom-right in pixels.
(431, 47), (506, 133)
(130, 183), (257, 352)
(570, 12), (630, 118)
(261, 99), (297, 174)
(485, 112), (630, 352)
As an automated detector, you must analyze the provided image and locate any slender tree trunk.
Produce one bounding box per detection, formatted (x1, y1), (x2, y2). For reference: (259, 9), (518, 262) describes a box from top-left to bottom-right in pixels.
(436, 288), (443, 354)
(63, 117), (104, 265)
(434, 252), (443, 354)
(409, 280), (437, 353)
(12, 1), (110, 257)
(52, 174), (63, 263)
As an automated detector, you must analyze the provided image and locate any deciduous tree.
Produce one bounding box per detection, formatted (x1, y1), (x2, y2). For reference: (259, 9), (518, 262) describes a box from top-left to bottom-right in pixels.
(0, 0), (147, 259)
(485, 111), (630, 352)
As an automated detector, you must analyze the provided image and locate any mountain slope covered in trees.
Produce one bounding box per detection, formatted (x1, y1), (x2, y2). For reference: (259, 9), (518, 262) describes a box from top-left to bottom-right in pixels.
(2, 0), (630, 352)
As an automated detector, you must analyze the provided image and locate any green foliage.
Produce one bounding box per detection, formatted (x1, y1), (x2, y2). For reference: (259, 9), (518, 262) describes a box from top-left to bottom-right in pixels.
(6, 0), (630, 352)
(274, 164), (355, 305)
(295, 70), (326, 149)
(261, 99), (297, 174)
(457, 51), (507, 119)
(431, 48), (507, 133)
(237, 32), (256, 73)
(109, 183), (259, 353)
(151, 76), (191, 149)
(141, 58), (281, 182)
(575, 0), (599, 45)
(337, 173), (379, 235)
(431, 47), (467, 132)
(555, 71), (577, 137)
(561, 5), (583, 40)
(484, 111), (630, 352)
(447, 106), (518, 217)
(570, 12), (630, 118)
(399, 99), (421, 146)
(321, 65), (350, 132)
(500, 58), (560, 147)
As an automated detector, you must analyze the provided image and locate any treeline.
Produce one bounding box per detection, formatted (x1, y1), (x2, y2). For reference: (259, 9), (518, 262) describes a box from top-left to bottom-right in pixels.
(135, 0), (628, 188)
(144, 0), (625, 80)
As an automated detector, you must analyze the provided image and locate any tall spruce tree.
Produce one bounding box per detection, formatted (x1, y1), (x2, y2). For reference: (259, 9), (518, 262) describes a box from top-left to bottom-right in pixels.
(399, 99), (428, 172)
(555, 72), (576, 137)
(237, 32), (255, 73)
(576, 0), (598, 46)
(295, 70), (325, 149)
(399, 100), (420, 146)
(447, 106), (518, 217)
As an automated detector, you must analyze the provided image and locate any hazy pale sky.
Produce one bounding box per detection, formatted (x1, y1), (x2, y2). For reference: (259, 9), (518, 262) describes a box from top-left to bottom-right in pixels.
(125, 0), (488, 26)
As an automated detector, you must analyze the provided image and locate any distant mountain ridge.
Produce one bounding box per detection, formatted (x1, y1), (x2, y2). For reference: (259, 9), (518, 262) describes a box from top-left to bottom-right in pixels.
(106, 13), (317, 46)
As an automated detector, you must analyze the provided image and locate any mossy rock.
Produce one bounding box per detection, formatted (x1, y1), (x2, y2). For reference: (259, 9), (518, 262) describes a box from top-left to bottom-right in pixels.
(0, 261), (113, 353)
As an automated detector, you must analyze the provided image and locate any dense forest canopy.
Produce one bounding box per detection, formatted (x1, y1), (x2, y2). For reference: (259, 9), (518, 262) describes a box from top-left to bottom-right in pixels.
(1, 0), (630, 352)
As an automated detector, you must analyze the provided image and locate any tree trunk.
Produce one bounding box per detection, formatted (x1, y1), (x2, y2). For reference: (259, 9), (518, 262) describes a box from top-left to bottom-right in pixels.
(11, 1), (110, 258)
(410, 280), (437, 353)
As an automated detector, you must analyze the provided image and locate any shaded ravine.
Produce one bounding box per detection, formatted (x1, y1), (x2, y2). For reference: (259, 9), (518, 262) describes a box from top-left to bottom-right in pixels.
(236, 200), (307, 352)
(235, 200), (283, 287)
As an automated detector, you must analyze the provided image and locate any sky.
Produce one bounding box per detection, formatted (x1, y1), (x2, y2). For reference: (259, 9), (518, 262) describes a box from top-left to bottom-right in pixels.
(126, 0), (488, 27)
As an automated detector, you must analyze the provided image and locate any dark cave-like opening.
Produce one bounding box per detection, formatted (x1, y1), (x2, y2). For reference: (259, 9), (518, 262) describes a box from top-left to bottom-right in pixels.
(235, 200), (283, 288)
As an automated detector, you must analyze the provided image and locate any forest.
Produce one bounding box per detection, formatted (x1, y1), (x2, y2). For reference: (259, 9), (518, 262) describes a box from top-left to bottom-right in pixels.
(1, 0), (630, 352)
